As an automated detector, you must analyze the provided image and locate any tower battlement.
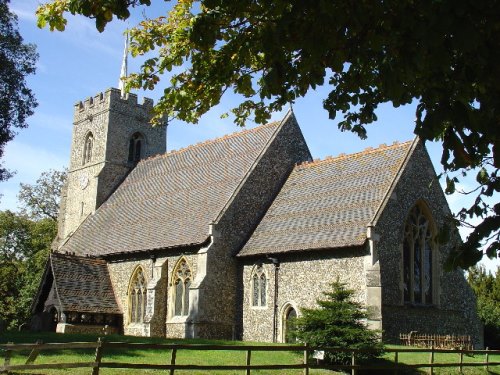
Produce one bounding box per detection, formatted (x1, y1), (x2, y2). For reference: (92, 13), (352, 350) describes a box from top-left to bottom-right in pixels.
(73, 88), (155, 125)
(74, 88), (154, 112)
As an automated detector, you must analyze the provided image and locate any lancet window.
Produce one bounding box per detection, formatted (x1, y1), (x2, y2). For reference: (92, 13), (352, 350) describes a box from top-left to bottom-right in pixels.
(83, 132), (94, 165)
(128, 132), (144, 163)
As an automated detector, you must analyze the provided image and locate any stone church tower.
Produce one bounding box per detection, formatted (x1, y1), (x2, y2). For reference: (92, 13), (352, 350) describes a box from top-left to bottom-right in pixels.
(55, 88), (166, 247)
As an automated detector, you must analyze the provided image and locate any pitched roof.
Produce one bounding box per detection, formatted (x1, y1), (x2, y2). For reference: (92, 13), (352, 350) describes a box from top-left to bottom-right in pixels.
(238, 140), (414, 257)
(61, 121), (281, 256)
(51, 252), (121, 314)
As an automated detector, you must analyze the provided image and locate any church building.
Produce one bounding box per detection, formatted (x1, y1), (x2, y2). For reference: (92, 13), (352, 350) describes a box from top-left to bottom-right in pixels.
(31, 87), (482, 346)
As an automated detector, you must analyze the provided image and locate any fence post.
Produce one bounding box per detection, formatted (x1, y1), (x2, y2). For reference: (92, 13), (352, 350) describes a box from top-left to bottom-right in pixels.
(459, 346), (463, 374)
(246, 349), (251, 375)
(92, 337), (103, 375)
(485, 347), (489, 372)
(3, 342), (13, 371)
(351, 351), (356, 375)
(169, 347), (177, 375)
(394, 350), (398, 375)
(303, 344), (309, 375)
(26, 339), (43, 364)
(429, 346), (434, 375)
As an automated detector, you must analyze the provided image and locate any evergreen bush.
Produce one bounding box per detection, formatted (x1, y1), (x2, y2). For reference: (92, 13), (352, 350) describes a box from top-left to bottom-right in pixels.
(292, 281), (383, 366)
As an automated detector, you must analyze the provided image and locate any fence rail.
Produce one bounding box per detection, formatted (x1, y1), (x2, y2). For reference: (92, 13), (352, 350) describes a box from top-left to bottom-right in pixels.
(2, 339), (500, 375)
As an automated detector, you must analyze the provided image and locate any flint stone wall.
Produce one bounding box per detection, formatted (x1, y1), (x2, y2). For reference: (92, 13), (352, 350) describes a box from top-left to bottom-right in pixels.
(241, 248), (368, 342)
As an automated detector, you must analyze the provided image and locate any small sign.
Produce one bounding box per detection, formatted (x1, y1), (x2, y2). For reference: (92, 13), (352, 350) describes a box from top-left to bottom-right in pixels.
(312, 350), (325, 360)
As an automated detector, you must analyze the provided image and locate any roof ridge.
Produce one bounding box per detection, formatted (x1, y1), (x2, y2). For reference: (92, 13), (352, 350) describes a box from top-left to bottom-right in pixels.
(140, 121), (280, 164)
(295, 140), (413, 169)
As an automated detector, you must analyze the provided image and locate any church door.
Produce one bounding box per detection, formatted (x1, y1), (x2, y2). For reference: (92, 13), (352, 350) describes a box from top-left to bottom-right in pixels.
(283, 306), (297, 343)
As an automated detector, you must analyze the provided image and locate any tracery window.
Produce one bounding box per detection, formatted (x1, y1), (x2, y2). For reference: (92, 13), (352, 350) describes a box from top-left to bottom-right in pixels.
(403, 204), (435, 305)
(173, 258), (191, 316)
(83, 132), (94, 165)
(129, 267), (147, 323)
(251, 265), (267, 307)
(128, 132), (144, 163)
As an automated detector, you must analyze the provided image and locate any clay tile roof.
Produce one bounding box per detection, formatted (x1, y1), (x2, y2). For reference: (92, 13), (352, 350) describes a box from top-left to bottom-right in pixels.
(61, 121), (281, 256)
(238, 141), (413, 257)
(51, 252), (121, 314)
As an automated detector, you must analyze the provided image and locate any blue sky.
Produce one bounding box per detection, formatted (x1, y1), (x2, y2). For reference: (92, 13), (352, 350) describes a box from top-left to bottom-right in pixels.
(2, 0), (497, 270)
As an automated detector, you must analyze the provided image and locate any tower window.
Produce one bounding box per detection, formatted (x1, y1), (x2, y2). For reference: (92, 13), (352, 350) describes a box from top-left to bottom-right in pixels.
(83, 132), (94, 165)
(128, 132), (144, 163)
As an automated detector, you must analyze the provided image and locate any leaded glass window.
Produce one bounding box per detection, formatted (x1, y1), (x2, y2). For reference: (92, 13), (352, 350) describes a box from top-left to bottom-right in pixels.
(403, 205), (435, 304)
(173, 259), (191, 317)
(129, 268), (147, 323)
(251, 265), (267, 307)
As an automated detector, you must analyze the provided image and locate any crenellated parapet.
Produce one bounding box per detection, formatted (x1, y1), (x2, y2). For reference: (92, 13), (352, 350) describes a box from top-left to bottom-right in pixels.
(73, 88), (154, 125)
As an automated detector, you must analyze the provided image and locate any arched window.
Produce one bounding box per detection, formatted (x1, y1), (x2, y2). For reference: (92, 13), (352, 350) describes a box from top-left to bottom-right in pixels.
(83, 132), (94, 165)
(129, 267), (147, 323)
(251, 265), (267, 307)
(403, 204), (436, 305)
(173, 258), (191, 316)
(128, 132), (144, 163)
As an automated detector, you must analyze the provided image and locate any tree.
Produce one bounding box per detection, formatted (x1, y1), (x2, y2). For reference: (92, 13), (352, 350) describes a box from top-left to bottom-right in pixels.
(467, 266), (500, 348)
(292, 281), (383, 366)
(0, 0), (38, 181)
(36, 0), (499, 269)
(18, 168), (67, 220)
(0, 211), (55, 330)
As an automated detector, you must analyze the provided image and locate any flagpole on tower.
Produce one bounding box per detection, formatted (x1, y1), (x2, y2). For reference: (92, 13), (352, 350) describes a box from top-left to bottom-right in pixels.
(119, 29), (129, 98)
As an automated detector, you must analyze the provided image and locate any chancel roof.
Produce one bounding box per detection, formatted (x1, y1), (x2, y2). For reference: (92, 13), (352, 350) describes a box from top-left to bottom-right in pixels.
(238, 140), (415, 257)
(50, 252), (121, 314)
(61, 121), (281, 256)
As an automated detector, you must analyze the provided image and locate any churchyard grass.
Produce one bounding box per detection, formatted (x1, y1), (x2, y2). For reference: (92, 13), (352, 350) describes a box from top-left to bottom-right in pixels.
(2, 332), (500, 374)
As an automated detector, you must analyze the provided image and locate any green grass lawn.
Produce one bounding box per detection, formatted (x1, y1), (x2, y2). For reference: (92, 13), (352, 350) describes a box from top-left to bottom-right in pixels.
(1, 332), (500, 374)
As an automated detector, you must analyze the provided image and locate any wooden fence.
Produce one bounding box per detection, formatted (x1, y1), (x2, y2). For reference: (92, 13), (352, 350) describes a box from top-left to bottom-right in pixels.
(2, 339), (500, 375)
(400, 332), (473, 349)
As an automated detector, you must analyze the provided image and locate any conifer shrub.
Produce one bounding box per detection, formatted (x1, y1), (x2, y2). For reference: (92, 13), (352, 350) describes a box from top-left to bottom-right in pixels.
(292, 281), (383, 366)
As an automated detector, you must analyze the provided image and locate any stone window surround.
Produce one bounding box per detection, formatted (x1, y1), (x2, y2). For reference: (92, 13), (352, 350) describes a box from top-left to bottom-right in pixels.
(400, 200), (440, 307)
(127, 265), (148, 325)
(249, 264), (269, 309)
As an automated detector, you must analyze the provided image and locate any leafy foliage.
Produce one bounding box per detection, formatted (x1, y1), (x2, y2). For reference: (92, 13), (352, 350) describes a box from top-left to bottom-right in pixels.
(37, 0), (500, 269)
(0, 0), (38, 181)
(0, 211), (55, 331)
(18, 168), (67, 220)
(292, 282), (383, 366)
(0, 169), (62, 330)
(467, 266), (500, 349)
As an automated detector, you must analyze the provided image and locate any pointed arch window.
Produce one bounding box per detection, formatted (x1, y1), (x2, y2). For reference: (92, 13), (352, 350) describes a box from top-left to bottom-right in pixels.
(129, 267), (147, 323)
(251, 265), (267, 307)
(173, 259), (191, 316)
(403, 204), (436, 305)
(128, 132), (144, 163)
(83, 132), (94, 165)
